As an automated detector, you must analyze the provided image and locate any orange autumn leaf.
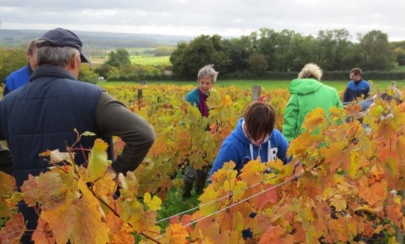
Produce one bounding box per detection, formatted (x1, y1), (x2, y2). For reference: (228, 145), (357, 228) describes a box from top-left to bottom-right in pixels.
(301, 108), (325, 132)
(0, 213), (26, 244)
(40, 179), (110, 244)
(358, 177), (388, 206)
(320, 142), (350, 172)
(21, 173), (72, 211)
(258, 225), (288, 244)
(110, 224), (135, 244)
(165, 223), (189, 244)
(32, 220), (56, 244)
(0, 171), (17, 217)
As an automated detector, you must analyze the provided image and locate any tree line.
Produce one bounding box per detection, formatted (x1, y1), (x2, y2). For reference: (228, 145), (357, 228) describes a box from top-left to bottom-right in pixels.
(170, 28), (405, 79)
(1, 28), (405, 83)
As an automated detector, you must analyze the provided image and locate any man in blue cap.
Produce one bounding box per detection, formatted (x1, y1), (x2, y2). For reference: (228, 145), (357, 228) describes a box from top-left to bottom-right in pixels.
(0, 28), (156, 243)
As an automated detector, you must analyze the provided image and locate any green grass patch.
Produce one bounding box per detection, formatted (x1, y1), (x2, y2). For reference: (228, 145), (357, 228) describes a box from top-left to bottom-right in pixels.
(392, 65), (405, 72)
(130, 56), (170, 66)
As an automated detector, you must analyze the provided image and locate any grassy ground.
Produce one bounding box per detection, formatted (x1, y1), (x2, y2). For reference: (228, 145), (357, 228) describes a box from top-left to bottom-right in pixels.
(99, 79), (404, 92)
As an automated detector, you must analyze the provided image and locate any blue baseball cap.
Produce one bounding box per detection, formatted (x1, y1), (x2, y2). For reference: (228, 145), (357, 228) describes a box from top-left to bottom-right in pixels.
(37, 28), (92, 64)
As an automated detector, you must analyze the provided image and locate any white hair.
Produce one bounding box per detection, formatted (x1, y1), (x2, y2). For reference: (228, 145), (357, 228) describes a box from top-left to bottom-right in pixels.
(298, 63), (323, 81)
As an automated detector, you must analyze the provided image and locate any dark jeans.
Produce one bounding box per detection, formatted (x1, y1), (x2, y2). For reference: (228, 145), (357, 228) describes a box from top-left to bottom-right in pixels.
(182, 165), (210, 198)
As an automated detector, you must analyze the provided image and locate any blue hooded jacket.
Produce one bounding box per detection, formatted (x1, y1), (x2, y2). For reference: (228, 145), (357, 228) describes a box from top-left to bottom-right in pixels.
(209, 118), (290, 178)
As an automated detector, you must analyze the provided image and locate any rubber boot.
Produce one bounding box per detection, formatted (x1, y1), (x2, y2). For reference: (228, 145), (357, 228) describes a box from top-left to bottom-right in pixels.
(182, 180), (194, 200)
(195, 170), (208, 195)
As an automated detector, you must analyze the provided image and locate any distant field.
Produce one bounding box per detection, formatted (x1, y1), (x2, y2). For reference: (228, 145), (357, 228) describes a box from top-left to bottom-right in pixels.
(89, 55), (170, 66)
(98, 79), (402, 93)
(392, 66), (405, 72)
(130, 55), (170, 66)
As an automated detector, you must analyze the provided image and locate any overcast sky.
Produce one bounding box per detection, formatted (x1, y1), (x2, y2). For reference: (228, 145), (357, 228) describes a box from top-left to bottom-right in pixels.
(1, 0), (405, 41)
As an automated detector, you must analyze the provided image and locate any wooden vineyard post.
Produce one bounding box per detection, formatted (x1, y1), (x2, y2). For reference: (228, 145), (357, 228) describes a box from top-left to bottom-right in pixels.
(251, 86), (261, 102)
(138, 89), (143, 110)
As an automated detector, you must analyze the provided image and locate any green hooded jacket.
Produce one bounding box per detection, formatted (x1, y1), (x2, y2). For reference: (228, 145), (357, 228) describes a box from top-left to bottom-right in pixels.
(282, 78), (343, 142)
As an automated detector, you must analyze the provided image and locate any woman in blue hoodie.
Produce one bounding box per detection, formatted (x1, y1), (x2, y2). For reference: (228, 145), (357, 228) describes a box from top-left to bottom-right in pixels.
(209, 101), (290, 179)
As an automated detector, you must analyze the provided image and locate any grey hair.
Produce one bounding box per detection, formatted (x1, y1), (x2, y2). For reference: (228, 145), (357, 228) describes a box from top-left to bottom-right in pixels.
(298, 63), (323, 81)
(36, 41), (80, 67)
(197, 64), (219, 83)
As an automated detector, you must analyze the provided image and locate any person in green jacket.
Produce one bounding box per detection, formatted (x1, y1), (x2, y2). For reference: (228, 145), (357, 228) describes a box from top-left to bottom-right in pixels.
(282, 63), (343, 142)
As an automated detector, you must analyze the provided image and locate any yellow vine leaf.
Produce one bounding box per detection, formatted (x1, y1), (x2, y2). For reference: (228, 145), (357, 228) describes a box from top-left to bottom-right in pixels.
(329, 194), (346, 212)
(6, 192), (24, 212)
(87, 139), (111, 181)
(231, 180), (247, 201)
(0, 171), (17, 217)
(188, 106), (203, 124)
(199, 185), (220, 216)
(220, 95), (232, 106)
(119, 172), (139, 198)
(143, 192), (162, 211)
(301, 108), (325, 132)
(232, 211), (244, 232)
(347, 151), (361, 178)
(239, 159), (267, 185)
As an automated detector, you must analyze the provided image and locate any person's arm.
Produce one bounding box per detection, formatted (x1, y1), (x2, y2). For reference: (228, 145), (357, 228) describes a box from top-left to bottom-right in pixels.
(342, 85), (350, 103)
(3, 77), (13, 96)
(208, 141), (241, 179)
(274, 131), (290, 164)
(96, 92), (156, 174)
(364, 81), (370, 99)
(282, 94), (299, 142)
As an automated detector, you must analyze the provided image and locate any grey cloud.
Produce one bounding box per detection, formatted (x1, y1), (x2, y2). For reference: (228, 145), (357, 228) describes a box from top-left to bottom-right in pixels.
(0, 0), (404, 41)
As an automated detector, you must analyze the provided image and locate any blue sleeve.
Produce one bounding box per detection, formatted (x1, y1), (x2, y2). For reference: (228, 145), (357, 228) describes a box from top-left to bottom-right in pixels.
(275, 131), (290, 164)
(185, 89), (198, 106)
(3, 77), (13, 96)
(364, 81), (370, 98)
(208, 141), (241, 179)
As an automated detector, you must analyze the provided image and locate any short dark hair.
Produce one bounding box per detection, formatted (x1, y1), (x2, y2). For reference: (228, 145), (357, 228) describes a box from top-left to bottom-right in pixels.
(350, 68), (362, 77)
(243, 101), (276, 141)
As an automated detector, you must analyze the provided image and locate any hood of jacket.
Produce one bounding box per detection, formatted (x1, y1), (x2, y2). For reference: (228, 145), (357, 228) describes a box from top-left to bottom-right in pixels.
(289, 78), (323, 95)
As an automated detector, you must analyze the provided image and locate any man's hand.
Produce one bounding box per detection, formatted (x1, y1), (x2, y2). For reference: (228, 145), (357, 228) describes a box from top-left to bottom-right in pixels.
(107, 164), (120, 185)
